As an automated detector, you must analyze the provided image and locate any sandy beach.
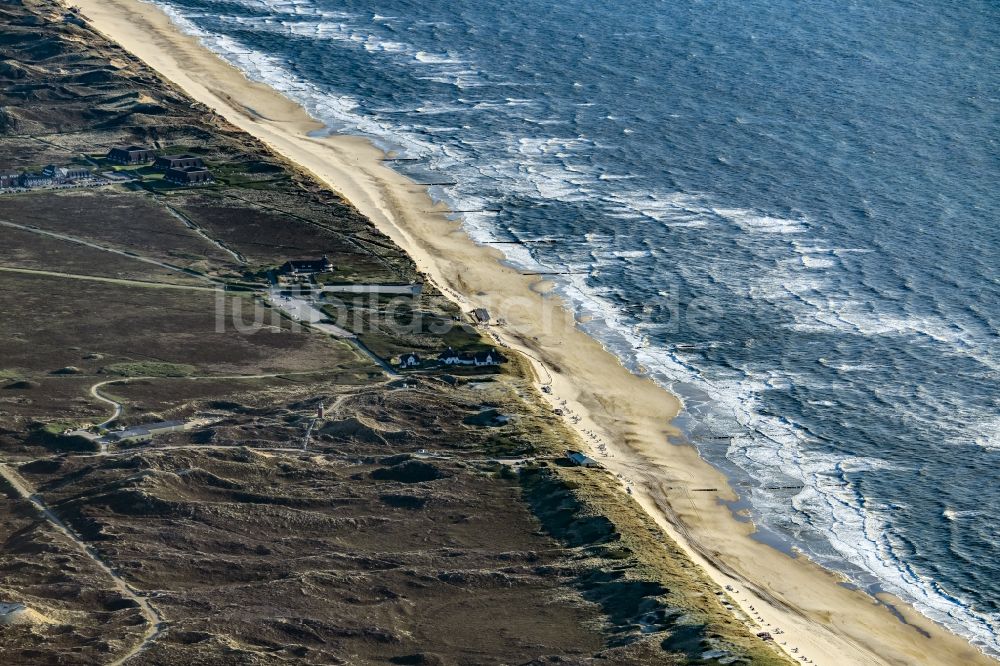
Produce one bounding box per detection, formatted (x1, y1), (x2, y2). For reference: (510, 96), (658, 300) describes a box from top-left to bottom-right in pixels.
(65, 1), (994, 663)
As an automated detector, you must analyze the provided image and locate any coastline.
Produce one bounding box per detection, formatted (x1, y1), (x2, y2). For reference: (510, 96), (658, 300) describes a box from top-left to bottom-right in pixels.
(65, 1), (994, 663)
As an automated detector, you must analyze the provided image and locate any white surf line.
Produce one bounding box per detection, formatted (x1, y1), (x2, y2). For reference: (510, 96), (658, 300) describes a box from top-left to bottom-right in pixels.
(0, 265), (218, 291)
(0, 218), (223, 285)
(0, 463), (166, 665)
(409, 272), (818, 663)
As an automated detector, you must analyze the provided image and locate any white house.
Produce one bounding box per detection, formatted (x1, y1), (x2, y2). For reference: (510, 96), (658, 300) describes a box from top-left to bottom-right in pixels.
(398, 352), (421, 368)
(469, 349), (502, 366)
(438, 347), (463, 365)
(437, 347), (507, 367)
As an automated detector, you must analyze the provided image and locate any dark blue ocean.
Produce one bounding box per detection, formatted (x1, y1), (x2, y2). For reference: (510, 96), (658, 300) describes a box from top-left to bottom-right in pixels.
(151, 0), (1000, 652)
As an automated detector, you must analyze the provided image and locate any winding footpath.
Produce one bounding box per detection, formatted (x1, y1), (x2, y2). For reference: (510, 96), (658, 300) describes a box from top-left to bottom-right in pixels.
(90, 379), (133, 428)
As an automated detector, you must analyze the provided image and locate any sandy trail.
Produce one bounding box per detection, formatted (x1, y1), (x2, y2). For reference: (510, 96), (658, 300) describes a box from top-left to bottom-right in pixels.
(0, 463), (165, 665)
(65, 2), (996, 664)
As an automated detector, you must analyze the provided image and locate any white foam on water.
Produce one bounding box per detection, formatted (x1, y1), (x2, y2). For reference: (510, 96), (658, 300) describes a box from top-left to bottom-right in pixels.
(714, 207), (809, 234)
(970, 415), (1000, 451)
(146, 1), (1000, 653)
(800, 255), (836, 268)
(541, 210), (1000, 653)
(664, 219), (710, 228)
(414, 51), (460, 64)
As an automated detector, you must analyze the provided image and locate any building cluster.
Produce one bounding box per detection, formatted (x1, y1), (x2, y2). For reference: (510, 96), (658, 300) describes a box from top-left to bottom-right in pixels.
(440, 347), (507, 366)
(0, 164), (95, 190)
(1, 144), (217, 191)
(396, 347), (508, 369)
(106, 145), (213, 185)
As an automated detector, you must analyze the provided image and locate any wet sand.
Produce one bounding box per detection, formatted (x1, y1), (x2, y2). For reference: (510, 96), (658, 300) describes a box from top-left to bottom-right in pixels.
(66, 1), (995, 663)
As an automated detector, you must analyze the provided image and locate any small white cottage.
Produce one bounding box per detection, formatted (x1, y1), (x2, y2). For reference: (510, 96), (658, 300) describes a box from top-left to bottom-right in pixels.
(398, 352), (422, 368)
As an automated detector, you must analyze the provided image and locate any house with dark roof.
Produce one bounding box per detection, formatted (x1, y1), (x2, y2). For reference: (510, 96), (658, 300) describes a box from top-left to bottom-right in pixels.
(154, 154), (204, 170)
(164, 166), (213, 185)
(0, 173), (20, 188)
(280, 256), (334, 276)
(437, 347), (507, 367)
(397, 352), (422, 368)
(18, 172), (52, 188)
(42, 164), (91, 181)
(106, 145), (156, 165)
(470, 349), (507, 366)
(438, 347), (461, 365)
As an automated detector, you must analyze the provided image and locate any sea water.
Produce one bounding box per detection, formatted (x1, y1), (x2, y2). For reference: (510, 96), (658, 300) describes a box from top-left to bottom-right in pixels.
(146, 0), (1000, 653)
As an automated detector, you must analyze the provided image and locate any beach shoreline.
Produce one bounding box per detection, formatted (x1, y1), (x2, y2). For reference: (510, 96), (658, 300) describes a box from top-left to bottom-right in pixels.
(65, 1), (995, 663)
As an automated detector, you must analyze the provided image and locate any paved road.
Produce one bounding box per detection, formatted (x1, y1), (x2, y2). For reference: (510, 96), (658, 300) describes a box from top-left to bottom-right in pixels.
(347, 338), (398, 376)
(90, 377), (134, 428)
(266, 290), (356, 338)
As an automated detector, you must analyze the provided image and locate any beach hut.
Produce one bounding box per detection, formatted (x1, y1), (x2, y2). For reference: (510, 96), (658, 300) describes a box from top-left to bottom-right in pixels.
(565, 450), (599, 467)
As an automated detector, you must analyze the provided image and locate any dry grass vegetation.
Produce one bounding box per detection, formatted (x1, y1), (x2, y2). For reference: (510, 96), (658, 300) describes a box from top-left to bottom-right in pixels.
(0, 1), (790, 664)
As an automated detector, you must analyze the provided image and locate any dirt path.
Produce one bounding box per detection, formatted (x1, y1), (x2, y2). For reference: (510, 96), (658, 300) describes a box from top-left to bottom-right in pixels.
(162, 204), (248, 265)
(76, 443), (308, 459)
(0, 218), (222, 285)
(87, 370), (359, 428)
(0, 463), (166, 665)
(0, 265), (218, 291)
